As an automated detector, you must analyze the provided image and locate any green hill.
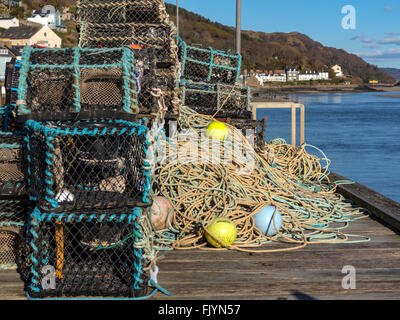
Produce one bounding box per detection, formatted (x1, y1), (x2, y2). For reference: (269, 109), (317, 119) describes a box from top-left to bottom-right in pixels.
(166, 4), (395, 84)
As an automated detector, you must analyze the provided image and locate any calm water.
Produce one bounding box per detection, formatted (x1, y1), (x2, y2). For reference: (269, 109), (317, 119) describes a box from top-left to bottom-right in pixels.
(257, 91), (400, 203)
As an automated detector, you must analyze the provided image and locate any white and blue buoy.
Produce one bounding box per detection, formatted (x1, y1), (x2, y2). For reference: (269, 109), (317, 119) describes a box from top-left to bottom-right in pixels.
(253, 205), (282, 236)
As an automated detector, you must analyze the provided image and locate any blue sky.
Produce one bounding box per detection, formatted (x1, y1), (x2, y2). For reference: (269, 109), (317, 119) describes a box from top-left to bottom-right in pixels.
(165, 0), (400, 68)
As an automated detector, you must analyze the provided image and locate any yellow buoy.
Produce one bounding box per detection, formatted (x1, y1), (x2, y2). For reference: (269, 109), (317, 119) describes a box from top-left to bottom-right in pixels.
(205, 217), (237, 248)
(206, 121), (229, 141)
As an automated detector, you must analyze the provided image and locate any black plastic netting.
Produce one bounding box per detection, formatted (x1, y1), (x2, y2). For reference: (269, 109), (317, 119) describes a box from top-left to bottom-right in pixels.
(77, 0), (181, 116)
(221, 118), (266, 148)
(26, 120), (152, 213)
(0, 132), (26, 196)
(25, 208), (149, 298)
(178, 41), (242, 85)
(0, 198), (30, 228)
(0, 226), (24, 270)
(77, 0), (173, 48)
(0, 198), (30, 270)
(77, 0), (167, 24)
(5, 58), (20, 106)
(181, 82), (252, 119)
(3, 58), (20, 131)
(17, 47), (142, 122)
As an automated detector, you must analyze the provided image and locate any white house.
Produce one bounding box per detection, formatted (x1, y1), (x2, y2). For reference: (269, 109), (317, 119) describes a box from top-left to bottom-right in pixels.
(318, 71), (329, 80)
(27, 5), (62, 28)
(298, 71), (330, 81)
(0, 24), (62, 48)
(331, 65), (344, 78)
(286, 68), (299, 81)
(260, 70), (287, 83)
(298, 71), (319, 81)
(0, 46), (12, 81)
(0, 17), (19, 29)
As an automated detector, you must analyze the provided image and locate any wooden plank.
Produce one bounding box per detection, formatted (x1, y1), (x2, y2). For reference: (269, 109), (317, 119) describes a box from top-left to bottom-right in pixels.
(1, 186), (400, 300)
(330, 172), (400, 232)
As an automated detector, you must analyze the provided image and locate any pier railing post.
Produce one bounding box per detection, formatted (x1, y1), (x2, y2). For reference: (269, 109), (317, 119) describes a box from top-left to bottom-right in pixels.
(291, 103), (296, 146)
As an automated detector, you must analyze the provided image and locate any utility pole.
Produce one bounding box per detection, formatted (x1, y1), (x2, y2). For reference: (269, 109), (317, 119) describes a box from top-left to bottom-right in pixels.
(236, 0), (242, 54)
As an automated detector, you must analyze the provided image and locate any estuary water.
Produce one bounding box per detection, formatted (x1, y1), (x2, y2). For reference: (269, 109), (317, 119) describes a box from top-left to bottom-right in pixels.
(256, 91), (400, 203)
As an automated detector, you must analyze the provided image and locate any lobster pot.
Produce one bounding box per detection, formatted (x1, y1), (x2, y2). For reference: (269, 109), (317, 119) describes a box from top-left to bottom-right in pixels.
(0, 105), (15, 132)
(0, 132), (26, 196)
(135, 50), (180, 116)
(25, 207), (149, 298)
(79, 23), (176, 47)
(181, 82), (252, 119)
(221, 118), (266, 148)
(0, 198), (30, 228)
(179, 41), (242, 85)
(0, 198), (30, 270)
(0, 227), (24, 271)
(5, 58), (20, 107)
(78, 26), (180, 116)
(77, 0), (175, 49)
(25, 120), (152, 213)
(16, 47), (140, 123)
(77, 0), (170, 25)
(77, 0), (181, 117)
(2, 58), (21, 131)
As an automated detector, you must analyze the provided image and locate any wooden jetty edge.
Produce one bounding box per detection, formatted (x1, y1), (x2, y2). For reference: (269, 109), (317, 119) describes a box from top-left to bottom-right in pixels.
(1, 175), (400, 300)
(330, 172), (400, 232)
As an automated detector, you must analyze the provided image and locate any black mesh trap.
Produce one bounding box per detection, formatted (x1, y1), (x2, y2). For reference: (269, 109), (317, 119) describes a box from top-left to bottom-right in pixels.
(3, 58), (21, 131)
(217, 118), (266, 148)
(0, 132), (26, 196)
(25, 207), (149, 298)
(26, 120), (152, 213)
(0, 198), (30, 228)
(181, 81), (252, 119)
(5, 58), (20, 107)
(179, 41), (242, 85)
(77, 0), (174, 48)
(77, 0), (169, 25)
(77, 0), (181, 116)
(16, 46), (140, 122)
(0, 226), (24, 270)
(0, 197), (30, 270)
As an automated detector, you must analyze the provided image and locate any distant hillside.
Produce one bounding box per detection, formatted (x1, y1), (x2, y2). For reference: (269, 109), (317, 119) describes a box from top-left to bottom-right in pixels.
(380, 68), (400, 81)
(166, 4), (395, 84)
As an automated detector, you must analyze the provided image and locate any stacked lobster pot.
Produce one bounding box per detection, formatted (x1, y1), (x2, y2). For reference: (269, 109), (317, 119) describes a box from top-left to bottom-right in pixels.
(76, 0), (181, 122)
(2, 57), (21, 131)
(0, 131), (30, 271)
(178, 39), (265, 148)
(0, 45), (159, 299)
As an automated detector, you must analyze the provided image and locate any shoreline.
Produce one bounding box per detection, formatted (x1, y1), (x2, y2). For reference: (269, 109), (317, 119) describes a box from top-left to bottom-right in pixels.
(251, 84), (400, 101)
(375, 94), (400, 98)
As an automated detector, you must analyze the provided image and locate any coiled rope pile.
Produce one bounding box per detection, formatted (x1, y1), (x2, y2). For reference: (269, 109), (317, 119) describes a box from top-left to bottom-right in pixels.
(148, 105), (370, 253)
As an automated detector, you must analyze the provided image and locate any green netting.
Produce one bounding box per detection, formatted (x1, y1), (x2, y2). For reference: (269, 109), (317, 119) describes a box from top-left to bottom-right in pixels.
(178, 39), (242, 85)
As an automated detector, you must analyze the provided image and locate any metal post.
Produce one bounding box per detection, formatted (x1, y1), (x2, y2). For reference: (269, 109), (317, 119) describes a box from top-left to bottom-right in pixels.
(176, 0), (179, 40)
(236, 0), (242, 54)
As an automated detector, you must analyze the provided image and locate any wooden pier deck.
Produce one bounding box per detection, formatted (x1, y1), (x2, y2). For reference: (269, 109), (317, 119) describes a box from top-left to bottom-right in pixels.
(1, 172), (400, 300)
(1, 212), (400, 300)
